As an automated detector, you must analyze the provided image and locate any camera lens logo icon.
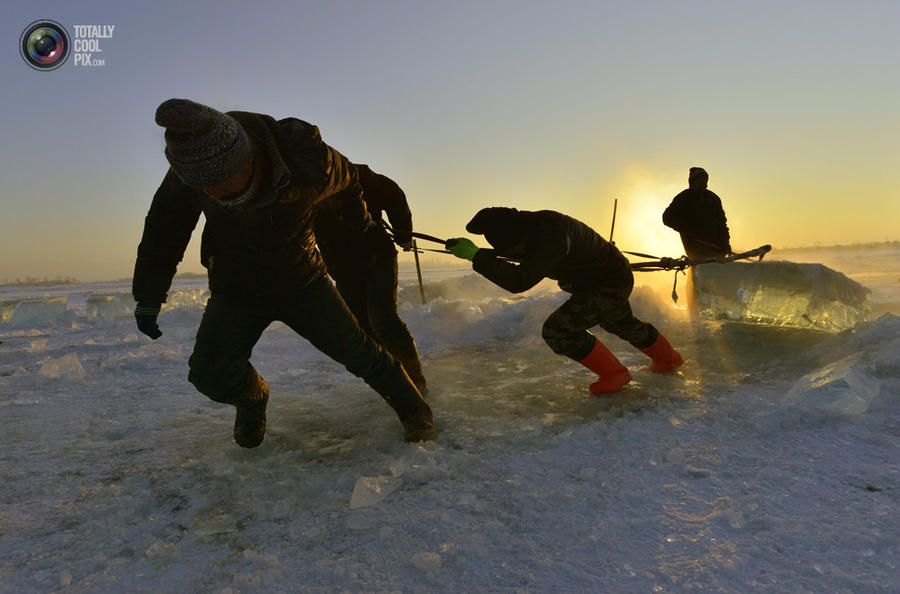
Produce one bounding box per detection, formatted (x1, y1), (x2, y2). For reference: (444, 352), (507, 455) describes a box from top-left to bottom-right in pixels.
(20, 20), (70, 71)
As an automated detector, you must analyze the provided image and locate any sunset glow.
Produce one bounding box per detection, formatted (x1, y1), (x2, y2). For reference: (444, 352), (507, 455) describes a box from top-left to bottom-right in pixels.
(3, 1), (898, 281)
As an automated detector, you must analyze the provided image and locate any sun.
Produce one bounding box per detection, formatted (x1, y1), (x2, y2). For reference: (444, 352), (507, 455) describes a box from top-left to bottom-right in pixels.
(589, 163), (685, 260)
(613, 192), (685, 259)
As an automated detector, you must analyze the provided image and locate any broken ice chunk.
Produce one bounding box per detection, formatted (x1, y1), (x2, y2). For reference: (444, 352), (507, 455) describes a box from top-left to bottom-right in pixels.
(38, 353), (86, 379)
(783, 353), (881, 414)
(349, 476), (403, 509)
(410, 552), (442, 571)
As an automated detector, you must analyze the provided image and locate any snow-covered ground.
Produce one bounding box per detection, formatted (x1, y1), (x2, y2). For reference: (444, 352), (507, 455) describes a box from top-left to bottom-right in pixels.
(1, 246), (898, 593)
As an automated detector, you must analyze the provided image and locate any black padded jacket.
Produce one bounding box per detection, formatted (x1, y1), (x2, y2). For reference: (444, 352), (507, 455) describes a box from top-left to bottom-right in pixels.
(133, 111), (365, 304)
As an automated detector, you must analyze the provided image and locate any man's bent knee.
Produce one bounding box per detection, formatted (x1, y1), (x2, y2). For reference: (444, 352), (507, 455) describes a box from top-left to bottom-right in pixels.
(188, 358), (260, 405)
(542, 322), (591, 359)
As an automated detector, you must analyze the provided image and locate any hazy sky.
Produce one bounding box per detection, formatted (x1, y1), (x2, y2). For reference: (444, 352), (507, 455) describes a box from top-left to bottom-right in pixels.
(3, 0), (899, 281)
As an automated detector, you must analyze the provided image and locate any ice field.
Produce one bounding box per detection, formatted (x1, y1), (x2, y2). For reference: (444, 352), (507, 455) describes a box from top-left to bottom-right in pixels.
(1, 245), (898, 592)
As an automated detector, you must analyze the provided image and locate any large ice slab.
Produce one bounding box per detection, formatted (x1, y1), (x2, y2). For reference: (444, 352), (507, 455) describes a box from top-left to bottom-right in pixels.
(3, 296), (68, 327)
(85, 293), (135, 320)
(82, 288), (209, 322)
(691, 260), (871, 333)
(0, 299), (16, 323)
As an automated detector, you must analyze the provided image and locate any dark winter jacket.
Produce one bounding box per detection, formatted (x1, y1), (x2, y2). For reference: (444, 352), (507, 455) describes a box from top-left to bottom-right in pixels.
(471, 210), (633, 294)
(314, 165), (413, 277)
(662, 188), (731, 257)
(133, 111), (366, 304)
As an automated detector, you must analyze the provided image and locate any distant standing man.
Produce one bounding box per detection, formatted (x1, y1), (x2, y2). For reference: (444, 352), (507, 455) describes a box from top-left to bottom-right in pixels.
(314, 165), (429, 396)
(445, 207), (683, 395)
(132, 99), (434, 448)
(663, 167), (732, 258)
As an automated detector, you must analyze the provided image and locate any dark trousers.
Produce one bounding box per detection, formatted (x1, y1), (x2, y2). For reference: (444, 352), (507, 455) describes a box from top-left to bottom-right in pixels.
(541, 283), (658, 361)
(332, 251), (427, 391)
(334, 252), (409, 345)
(187, 272), (397, 405)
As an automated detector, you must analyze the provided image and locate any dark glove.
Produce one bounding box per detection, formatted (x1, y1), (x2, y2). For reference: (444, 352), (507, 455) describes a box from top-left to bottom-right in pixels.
(392, 229), (413, 250)
(135, 302), (162, 339)
(445, 238), (480, 261)
(347, 211), (374, 232)
(364, 224), (395, 253)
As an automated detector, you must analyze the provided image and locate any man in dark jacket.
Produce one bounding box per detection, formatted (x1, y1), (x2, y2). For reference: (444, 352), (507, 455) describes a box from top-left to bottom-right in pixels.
(446, 208), (683, 394)
(663, 167), (731, 258)
(132, 99), (434, 448)
(314, 165), (428, 396)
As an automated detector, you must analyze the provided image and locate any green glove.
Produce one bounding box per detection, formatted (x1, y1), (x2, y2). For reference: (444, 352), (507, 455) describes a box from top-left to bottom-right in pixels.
(445, 237), (480, 261)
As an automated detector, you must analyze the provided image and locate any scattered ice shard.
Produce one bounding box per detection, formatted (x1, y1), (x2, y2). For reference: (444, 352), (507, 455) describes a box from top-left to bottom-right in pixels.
(38, 353), (86, 379)
(691, 261), (871, 332)
(410, 552), (442, 571)
(783, 353), (882, 414)
(5, 297), (68, 327)
(349, 476), (403, 509)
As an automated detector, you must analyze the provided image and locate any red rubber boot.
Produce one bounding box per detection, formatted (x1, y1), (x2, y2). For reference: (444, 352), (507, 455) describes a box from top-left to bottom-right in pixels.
(639, 332), (684, 373)
(579, 338), (632, 394)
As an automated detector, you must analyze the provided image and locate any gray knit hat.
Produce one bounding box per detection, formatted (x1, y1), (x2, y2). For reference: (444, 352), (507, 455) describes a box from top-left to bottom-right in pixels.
(155, 98), (252, 187)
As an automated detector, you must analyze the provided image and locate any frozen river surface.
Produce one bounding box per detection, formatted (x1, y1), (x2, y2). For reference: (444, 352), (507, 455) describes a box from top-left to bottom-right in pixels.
(1, 246), (898, 592)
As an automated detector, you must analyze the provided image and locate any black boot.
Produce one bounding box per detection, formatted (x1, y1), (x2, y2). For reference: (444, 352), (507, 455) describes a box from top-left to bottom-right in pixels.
(233, 377), (269, 448)
(370, 364), (436, 442)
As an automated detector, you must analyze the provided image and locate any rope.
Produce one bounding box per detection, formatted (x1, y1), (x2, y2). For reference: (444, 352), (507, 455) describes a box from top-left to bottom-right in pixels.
(382, 222), (771, 274)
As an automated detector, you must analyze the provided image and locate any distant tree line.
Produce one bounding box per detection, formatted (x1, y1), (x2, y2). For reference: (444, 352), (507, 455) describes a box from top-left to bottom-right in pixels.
(779, 240), (900, 252)
(0, 276), (80, 287)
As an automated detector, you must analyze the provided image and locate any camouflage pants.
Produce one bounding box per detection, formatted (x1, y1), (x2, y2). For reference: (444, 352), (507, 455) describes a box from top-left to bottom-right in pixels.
(541, 287), (658, 361)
